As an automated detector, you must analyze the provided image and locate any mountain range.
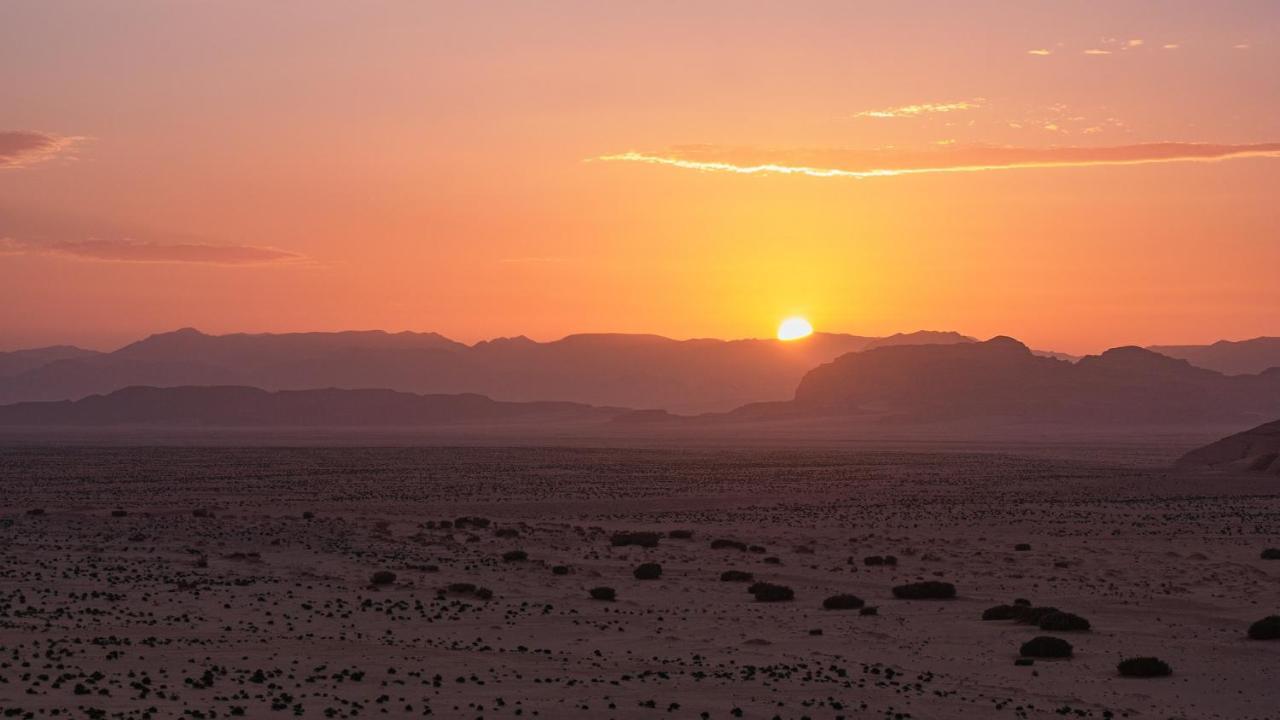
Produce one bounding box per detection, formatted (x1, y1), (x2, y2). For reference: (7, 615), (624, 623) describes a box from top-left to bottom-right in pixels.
(0, 385), (621, 427)
(0, 328), (974, 413)
(730, 336), (1280, 425)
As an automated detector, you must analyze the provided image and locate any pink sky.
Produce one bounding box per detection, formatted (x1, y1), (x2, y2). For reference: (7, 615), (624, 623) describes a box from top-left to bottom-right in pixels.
(2, 1), (1278, 354)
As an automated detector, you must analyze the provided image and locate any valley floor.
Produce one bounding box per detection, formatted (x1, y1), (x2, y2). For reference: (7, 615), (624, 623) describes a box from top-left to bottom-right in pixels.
(0, 444), (1277, 719)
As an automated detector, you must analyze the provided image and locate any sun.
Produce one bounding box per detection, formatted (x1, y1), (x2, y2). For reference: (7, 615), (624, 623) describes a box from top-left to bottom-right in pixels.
(776, 317), (814, 341)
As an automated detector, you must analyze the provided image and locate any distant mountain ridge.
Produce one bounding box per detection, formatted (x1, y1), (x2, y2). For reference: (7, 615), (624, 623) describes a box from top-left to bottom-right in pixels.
(0, 386), (623, 427)
(1177, 418), (1280, 473)
(737, 336), (1280, 425)
(1148, 337), (1280, 375)
(0, 328), (977, 413)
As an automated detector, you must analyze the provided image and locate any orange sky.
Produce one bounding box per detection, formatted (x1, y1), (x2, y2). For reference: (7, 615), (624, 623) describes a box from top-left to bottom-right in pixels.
(2, 1), (1278, 354)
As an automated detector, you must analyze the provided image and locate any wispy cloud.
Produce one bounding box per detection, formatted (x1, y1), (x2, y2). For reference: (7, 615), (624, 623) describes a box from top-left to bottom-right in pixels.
(594, 142), (1280, 180)
(0, 131), (81, 169)
(0, 237), (306, 265)
(853, 100), (982, 118)
(1027, 49), (1052, 56)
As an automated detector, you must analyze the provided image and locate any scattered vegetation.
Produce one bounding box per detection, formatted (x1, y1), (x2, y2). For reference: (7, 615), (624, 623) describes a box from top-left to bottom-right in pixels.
(892, 581), (956, 600)
(719, 570), (753, 582)
(633, 562), (662, 580)
(369, 571), (397, 586)
(822, 594), (866, 610)
(668, 529), (694, 539)
(1019, 636), (1073, 659)
(1248, 615), (1280, 640)
(502, 550), (528, 562)
(611, 531), (660, 548)
(1117, 657), (1171, 677)
(982, 605), (1017, 621)
(1262, 548), (1280, 560)
(750, 583), (795, 603)
(1014, 543), (1032, 551)
(589, 586), (617, 601)
(711, 539), (748, 551)
(551, 565), (570, 575)
(1039, 611), (1091, 632)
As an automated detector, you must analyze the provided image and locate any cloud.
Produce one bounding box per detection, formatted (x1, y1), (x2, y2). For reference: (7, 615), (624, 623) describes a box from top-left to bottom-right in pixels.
(0, 236), (306, 265)
(0, 131), (81, 169)
(1027, 49), (1052, 56)
(853, 100), (982, 118)
(1083, 49), (1112, 55)
(594, 142), (1280, 180)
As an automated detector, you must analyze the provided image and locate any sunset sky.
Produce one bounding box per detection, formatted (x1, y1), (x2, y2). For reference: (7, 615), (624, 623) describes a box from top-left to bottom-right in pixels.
(3, 1), (1278, 354)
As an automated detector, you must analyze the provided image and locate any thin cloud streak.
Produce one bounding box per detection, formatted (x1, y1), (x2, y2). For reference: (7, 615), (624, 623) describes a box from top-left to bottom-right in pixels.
(0, 131), (81, 169)
(595, 142), (1280, 180)
(853, 100), (982, 118)
(0, 237), (307, 265)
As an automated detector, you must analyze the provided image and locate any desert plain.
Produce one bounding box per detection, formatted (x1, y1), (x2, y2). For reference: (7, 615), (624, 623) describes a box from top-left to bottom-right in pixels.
(1, 441), (1277, 720)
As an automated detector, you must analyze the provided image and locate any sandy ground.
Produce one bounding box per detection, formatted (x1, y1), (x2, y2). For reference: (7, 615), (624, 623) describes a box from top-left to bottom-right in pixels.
(0, 444), (1277, 719)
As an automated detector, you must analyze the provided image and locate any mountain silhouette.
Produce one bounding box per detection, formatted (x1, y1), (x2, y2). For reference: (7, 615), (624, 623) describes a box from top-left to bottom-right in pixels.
(1177, 418), (1280, 473)
(0, 385), (624, 427)
(745, 336), (1280, 424)
(0, 345), (100, 378)
(0, 328), (975, 413)
(1148, 337), (1280, 375)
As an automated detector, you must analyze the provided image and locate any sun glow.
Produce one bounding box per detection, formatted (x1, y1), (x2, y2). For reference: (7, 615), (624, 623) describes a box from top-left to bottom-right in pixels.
(777, 317), (814, 341)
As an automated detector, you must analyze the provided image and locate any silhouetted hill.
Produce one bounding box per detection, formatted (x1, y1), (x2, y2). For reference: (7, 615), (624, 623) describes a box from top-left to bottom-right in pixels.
(0, 328), (976, 413)
(0, 386), (624, 427)
(1177, 418), (1280, 473)
(766, 336), (1280, 425)
(0, 346), (100, 377)
(1148, 337), (1280, 375)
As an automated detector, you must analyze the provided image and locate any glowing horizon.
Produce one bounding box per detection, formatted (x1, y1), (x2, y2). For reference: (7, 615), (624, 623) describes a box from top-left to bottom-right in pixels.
(2, 1), (1278, 356)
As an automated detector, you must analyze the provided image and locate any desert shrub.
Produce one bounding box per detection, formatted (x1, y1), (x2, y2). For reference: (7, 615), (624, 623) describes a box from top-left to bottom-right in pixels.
(1117, 657), (1171, 677)
(551, 565), (570, 576)
(751, 583), (795, 603)
(1248, 615), (1280, 640)
(192, 508), (211, 518)
(823, 594), (866, 610)
(1013, 598), (1031, 607)
(763, 557), (782, 565)
(720, 570), (753, 582)
(302, 511), (314, 520)
(982, 605), (1017, 621)
(795, 546), (815, 555)
(473, 587), (494, 600)
(370, 571), (397, 586)
(748, 545), (766, 554)
(26, 508), (45, 516)
(860, 606), (878, 616)
(863, 556), (885, 566)
(1039, 611), (1091, 632)
(1013, 606), (1060, 625)
(633, 562), (662, 580)
(447, 582), (477, 594)
(590, 586), (616, 601)
(892, 581), (956, 600)
(668, 529), (694, 539)
(455, 516), (490, 529)
(1019, 636), (1072, 659)
(612, 531), (660, 548)
(111, 509), (128, 518)
(711, 539), (748, 551)
(1262, 548), (1280, 560)
(495, 528), (519, 538)
(1014, 543), (1032, 551)
(502, 550), (528, 562)
(883, 555), (898, 566)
